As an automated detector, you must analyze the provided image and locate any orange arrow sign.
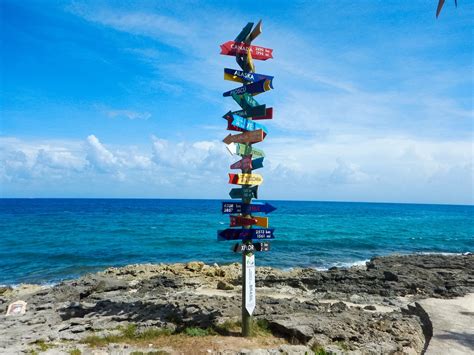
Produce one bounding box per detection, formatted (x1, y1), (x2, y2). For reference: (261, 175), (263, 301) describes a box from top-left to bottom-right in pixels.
(222, 129), (264, 144)
(229, 215), (269, 228)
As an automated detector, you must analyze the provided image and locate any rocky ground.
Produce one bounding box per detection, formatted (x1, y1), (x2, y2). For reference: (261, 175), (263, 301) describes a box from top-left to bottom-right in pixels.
(0, 253), (473, 354)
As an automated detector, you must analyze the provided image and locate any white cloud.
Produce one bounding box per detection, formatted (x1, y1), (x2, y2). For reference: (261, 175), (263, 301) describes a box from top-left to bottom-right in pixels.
(85, 135), (118, 172)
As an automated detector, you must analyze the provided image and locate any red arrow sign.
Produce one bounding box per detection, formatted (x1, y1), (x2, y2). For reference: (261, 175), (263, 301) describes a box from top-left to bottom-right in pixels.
(230, 215), (258, 227)
(220, 41), (273, 61)
(230, 156), (252, 170)
(252, 107), (273, 120)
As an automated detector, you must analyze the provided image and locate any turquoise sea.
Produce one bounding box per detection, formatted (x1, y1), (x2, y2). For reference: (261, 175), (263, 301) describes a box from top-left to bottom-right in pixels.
(0, 199), (472, 285)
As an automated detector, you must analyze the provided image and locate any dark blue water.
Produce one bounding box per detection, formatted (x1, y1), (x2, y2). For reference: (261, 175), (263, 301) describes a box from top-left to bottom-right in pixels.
(0, 199), (472, 285)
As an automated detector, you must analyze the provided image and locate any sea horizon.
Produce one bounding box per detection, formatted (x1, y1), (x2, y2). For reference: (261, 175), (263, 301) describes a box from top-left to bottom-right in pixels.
(1, 198), (472, 286)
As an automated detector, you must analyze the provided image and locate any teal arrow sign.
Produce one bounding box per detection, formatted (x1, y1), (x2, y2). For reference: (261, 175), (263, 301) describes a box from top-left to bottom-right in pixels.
(232, 115), (268, 133)
(232, 93), (260, 112)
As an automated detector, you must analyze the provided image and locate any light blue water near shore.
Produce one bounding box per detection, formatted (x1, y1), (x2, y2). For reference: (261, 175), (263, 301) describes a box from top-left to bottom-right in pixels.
(0, 199), (472, 285)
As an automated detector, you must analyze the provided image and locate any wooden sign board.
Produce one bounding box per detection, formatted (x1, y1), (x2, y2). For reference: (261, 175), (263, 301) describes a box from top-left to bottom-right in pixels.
(230, 157), (264, 170)
(232, 241), (270, 252)
(217, 228), (275, 241)
(225, 143), (265, 158)
(223, 78), (273, 97)
(245, 254), (256, 315)
(224, 68), (273, 84)
(230, 215), (269, 228)
(220, 41), (273, 60)
(223, 129), (264, 145)
(221, 202), (276, 214)
(232, 115), (267, 133)
(228, 173), (264, 185)
(229, 186), (258, 200)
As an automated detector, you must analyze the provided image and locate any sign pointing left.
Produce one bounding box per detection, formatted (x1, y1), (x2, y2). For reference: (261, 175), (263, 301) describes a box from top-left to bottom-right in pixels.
(223, 129), (265, 144)
(229, 173), (264, 185)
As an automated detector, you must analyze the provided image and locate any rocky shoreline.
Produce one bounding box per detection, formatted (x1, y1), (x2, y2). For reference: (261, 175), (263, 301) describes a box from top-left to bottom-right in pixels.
(1, 253), (473, 354)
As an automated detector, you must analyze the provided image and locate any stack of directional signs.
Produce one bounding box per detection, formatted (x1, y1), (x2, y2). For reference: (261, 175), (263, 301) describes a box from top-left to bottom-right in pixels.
(217, 20), (277, 336)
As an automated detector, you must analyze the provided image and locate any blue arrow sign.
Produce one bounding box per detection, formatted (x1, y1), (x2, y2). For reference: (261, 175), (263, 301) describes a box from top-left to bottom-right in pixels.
(224, 68), (274, 84)
(223, 78), (274, 97)
(221, 202), (277, 214)
(217, 228), (275, 241)
(232, 115), (268, 133)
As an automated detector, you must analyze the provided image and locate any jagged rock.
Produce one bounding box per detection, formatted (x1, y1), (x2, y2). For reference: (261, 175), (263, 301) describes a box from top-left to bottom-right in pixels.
(185, 261), (205, 272)
(217, 280), (234, 290)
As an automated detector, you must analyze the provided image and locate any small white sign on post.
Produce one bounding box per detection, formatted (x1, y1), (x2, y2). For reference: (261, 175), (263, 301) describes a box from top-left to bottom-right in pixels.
(245, 253), (256, 315)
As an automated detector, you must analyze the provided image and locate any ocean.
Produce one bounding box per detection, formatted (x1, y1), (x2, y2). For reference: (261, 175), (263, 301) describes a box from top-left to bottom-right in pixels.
(0, 199), (472, 285)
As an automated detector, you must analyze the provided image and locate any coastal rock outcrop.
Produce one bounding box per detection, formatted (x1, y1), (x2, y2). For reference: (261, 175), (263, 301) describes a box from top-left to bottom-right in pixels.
(0, 254), (472, 354)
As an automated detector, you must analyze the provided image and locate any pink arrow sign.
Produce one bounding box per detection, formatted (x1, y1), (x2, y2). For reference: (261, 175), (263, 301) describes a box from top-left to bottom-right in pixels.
(220, 41), (273, 61)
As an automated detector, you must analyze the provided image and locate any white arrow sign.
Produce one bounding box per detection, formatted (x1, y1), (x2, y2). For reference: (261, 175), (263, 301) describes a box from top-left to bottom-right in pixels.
(245, 254), (256, 315)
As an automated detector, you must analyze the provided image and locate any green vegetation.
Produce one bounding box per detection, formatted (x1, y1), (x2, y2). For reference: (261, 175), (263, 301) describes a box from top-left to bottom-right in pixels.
(335, 340), (349, 351)
(130, 352), (169, 355)
(82, 323), (174, 347)
(311, 343), (328, 355)
(183, 327), (213, 337)
(68, 349), (82, 355)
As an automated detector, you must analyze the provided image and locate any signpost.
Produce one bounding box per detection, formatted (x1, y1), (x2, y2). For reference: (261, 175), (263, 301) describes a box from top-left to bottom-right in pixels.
(218, 20), (275, 337)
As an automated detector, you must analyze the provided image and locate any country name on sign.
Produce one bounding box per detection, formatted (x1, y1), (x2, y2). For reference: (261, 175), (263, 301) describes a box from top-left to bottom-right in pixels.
(221, 202), (276, 215)
(220, 41), (273, 60)
(228, 107), (272, 120)
(230, 156), (264, 170)
(230, 215), (269, 228)
(224, 68), (273, 84)
(232, 241), (270, 252)
(223, 78), (274, 97)
(228, 173), (264, 185)
(223, 129), (264, 145)
(232, 115), (268, 133)
(225, 143), (265, 158)
(229, 185), (258, 200)
(230, 215), (257, 227)
(217, 228), (275, 241)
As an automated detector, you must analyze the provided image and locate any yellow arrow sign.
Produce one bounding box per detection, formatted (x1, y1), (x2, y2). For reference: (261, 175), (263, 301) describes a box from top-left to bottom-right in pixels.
(253, 216), (269, 228)
(228, 173), (264, 185)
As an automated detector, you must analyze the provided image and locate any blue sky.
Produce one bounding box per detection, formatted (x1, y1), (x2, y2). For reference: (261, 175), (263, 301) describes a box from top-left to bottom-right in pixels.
(1, 0), (472, 204)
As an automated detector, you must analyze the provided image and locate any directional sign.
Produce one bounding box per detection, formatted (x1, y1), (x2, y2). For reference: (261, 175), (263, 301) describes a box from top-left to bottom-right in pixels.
(232, 241), (270, 252)
(245, 254), (256, 315)
(230, 216), (269, 228)
(224, 114), (269, 134)
(223, 129), (264, 145)
(230, 156), (264, 170)
(234, 23), (253, 43)
(221, 202), (276, 215)
(224, 68), (273, 84)
(229, 185), (258, 200)
(232, 93), (260, 113)
(244, 20), (262, 44)
(217, 228), (275, 241)
(230, 215), (257, 227)
(227, 106), (273, 120)
(225, 143), (265, 158)
(229, 173), (263, 185)
(232, 115), (268, 133)
(220, 41), (273, 61)
(223, 78), (273, 97)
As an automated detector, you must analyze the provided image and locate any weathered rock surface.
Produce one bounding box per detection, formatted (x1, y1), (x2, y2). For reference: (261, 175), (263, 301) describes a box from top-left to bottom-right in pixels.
(0, 254), (472, 354)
